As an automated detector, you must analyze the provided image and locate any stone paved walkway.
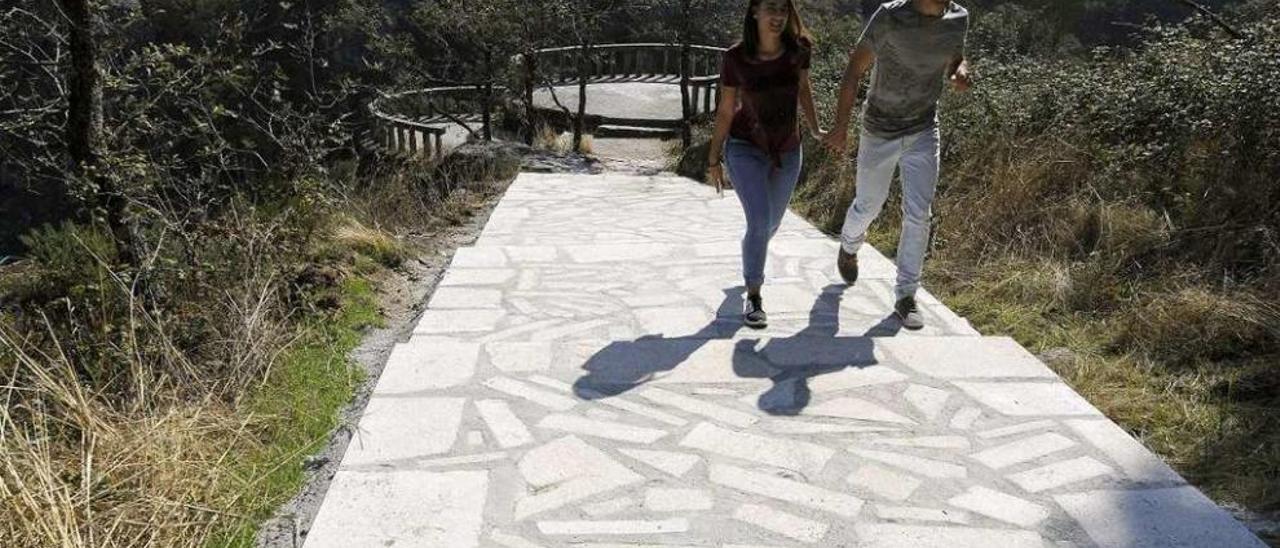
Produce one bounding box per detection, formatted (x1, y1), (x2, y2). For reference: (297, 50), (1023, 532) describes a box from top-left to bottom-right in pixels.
(304, 172), (1266, 547)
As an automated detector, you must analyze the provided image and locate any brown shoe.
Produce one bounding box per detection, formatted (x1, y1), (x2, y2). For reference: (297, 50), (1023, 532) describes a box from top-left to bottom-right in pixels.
(837, 247), (859, 284)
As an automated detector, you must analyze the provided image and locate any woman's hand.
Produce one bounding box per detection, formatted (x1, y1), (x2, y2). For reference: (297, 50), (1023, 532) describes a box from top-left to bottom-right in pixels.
(706, 161), (727, 196)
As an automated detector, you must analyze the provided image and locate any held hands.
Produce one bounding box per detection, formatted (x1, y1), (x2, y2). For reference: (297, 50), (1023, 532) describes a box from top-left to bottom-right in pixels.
(950, 64), (972, 92)
(822, 128), (848, 155)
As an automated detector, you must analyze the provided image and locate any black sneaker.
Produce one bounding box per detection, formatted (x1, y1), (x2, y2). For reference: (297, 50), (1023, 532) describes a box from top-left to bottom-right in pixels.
(895, 296), (924, 330)
(744, 294), (767, 329)
(838, 247), (859, 284)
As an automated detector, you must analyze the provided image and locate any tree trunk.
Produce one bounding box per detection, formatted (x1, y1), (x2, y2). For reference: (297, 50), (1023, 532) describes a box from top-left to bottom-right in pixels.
(482, 51), (493, 141)
(573, 42), (589, 152)
(523, 52), (536, 145)
(64, 0), (102, 174)
(62, 0), (135, 266)
(679, 44), (691, 148)
(679, 0), (692, 148)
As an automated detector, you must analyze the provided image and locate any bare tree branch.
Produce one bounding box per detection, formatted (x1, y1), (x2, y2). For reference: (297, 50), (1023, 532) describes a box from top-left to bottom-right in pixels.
(1170, 0), (1246, 39)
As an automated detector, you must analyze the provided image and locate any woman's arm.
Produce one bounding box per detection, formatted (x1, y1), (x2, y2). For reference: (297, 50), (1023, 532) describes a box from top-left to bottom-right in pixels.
(706, 85), (738, 192)
(708, 85), (738, 167)
(798, 69), (822, 139)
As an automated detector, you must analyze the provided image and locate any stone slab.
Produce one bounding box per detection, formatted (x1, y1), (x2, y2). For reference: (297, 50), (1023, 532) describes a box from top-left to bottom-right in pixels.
(948, 486), (1049, 527)
(1055, 487), (1268, 548)
(710, 463), (864, 518)
(681, 422), (834, 477)
(955, 381), (1102, 416)
(732, 503), (829, 544)
(341, 397), (465, 466)
(880, 336), (1057, 379)
(1065, 419), (1185, 484)
(304, 470), (487, 547)
(644, 488), (714, 511)
(854, 523), (1046, 548)
(846, 463), (923, 502)
(1008, 456), (1114, 493)
(374, 340), (479, 394)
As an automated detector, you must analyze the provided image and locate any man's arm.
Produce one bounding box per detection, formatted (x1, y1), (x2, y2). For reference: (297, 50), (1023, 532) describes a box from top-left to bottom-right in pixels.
(824, 44), (875, 152)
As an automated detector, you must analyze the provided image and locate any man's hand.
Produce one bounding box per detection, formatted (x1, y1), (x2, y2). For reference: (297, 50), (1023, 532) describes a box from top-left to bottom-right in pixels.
(949, 60), (972, 92)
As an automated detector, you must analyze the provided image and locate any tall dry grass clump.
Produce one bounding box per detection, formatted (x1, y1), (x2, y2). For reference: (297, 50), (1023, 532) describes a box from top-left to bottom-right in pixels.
(0, 210), (301, 547)
(0, 144), (520, 546)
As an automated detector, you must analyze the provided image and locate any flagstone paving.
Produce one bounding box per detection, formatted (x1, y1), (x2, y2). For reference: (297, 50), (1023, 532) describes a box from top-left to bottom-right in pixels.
(304, 172), (1266, 547)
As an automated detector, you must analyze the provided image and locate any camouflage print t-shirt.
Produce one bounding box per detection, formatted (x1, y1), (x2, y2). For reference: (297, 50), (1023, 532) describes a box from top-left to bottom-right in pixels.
(858, 0), (968, 139)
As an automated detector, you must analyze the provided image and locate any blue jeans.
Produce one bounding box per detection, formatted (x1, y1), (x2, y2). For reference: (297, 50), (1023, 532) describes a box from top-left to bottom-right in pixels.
(724, 138), (803, 289)
(840, 125), (940, 301)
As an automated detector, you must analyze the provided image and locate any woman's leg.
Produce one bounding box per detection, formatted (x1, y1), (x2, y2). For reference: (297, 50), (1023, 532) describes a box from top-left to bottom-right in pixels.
(766, 146), (804, 239)
(723, 140), (772, 295)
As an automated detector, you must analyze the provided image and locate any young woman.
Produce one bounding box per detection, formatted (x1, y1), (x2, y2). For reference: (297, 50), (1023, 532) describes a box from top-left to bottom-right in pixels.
(707, 0), (824, 328)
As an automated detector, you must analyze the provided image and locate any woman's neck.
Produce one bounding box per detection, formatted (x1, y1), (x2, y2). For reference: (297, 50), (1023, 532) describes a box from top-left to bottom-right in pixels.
(912, 0), (947, 17)
(757, 34), (784, 58)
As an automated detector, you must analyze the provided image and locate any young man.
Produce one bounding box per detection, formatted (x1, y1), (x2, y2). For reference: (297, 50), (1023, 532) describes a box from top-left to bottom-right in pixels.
(824, 0), (971, 330)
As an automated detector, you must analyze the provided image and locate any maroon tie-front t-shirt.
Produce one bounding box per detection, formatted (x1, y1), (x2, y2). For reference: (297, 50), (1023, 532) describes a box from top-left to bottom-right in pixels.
(720, 40), (811, 167)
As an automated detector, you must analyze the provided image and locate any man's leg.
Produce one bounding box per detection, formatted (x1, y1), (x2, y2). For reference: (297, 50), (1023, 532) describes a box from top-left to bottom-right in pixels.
(840, 130), (900, 255)
(895, 126), (941, 302)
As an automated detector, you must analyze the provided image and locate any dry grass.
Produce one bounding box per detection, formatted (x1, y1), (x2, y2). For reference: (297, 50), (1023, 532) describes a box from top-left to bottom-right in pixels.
(787, 129), (1280, 517)
(331, 218), (409, 269)
(0, 151), (518, 547)
(1117, 288), (1279, 366)
(532, 124), (594, 155)
(1, 396), (248, 546)
(0, 217), (329, 547)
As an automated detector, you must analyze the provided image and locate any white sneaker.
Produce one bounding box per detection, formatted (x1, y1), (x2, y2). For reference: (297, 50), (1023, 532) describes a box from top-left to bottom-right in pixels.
(744, 295), (767, 329)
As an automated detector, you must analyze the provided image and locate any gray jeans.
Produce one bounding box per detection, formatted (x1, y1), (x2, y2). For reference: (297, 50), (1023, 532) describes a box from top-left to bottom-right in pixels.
(840, 125), (940, 301)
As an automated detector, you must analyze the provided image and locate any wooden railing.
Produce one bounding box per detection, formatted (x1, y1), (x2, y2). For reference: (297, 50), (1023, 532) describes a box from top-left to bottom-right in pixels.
(368, 86), (501, 159)
(368, 43), (727, 159)
(523, 43), (726, 119)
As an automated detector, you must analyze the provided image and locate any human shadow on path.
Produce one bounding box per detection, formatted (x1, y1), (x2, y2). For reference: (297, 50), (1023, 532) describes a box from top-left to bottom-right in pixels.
(573, 283), (908, 417)
(571, 286), (767, 399)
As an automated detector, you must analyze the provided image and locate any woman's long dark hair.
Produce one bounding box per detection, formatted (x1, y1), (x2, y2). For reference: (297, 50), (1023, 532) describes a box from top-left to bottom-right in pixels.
(740, 0), (815, 58)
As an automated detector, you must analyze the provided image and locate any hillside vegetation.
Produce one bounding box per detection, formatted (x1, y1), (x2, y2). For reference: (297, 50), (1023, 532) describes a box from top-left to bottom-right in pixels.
(787, 0), (1280, 524)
